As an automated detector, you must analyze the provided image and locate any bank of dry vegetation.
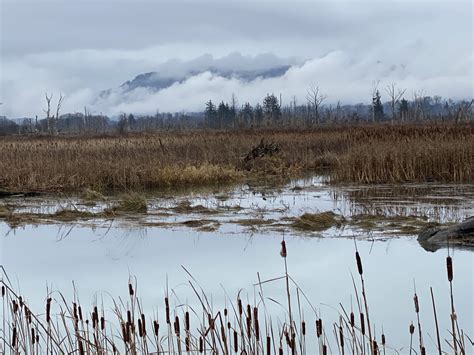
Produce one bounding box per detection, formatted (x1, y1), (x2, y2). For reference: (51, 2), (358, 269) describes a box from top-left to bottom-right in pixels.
(0, 123), (472, 193)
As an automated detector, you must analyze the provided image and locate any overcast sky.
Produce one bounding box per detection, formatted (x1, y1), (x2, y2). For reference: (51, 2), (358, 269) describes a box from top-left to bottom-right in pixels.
(1, 0), (472, 117)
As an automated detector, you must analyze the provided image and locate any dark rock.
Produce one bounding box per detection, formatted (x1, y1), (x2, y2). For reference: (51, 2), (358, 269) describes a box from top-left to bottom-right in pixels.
(418, 217), (474, 251)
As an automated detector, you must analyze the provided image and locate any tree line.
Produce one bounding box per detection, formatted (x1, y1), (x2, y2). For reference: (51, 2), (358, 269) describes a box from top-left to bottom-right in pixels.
(0, 85), (472, 135)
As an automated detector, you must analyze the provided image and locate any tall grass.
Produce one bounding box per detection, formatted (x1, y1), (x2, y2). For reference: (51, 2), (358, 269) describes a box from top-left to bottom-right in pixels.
(0, 123), (472, 193)
(0, 241), (469, 354)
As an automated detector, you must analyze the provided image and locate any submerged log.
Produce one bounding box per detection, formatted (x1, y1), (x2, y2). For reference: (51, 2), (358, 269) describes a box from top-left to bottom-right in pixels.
(418, 216), (474, 251)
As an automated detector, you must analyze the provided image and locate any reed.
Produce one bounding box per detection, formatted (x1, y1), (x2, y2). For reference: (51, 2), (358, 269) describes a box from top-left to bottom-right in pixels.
(0, 122), (472, 193)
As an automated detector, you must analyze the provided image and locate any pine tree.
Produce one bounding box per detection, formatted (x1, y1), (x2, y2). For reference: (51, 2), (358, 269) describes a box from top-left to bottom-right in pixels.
(372, 90), (384, 122)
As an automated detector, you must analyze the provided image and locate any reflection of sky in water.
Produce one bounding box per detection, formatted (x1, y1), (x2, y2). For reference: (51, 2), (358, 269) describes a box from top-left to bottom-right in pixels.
(1, 223), (473, 353)
(1, 180), (473, 352)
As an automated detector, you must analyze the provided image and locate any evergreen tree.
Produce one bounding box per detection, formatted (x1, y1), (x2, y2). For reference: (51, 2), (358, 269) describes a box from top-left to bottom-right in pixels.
(263, 94), (281, 124)
(205, 100), (217, 128)
(254, 104), (264, 126)
(372, 90), (384, 121)
(241, 102), (253, 126)
(399, 98), (409, 121)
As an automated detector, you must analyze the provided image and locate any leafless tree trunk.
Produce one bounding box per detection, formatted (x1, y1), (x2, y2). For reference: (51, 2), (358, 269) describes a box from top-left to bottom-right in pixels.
(306, 84), (327, 125)
(43, 93), (53, 135)
(385, 82), (406, 121)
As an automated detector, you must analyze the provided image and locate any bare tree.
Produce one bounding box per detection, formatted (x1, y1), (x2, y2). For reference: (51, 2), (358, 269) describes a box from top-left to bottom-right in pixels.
(43, 93), (53, 135)
(306, 84), (327, 125)
(455, 100), (473, 124)
(385, 82), (406, 121)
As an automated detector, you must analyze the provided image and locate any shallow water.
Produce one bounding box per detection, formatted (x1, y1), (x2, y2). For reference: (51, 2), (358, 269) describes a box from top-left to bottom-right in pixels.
(1, 178), (473, 353)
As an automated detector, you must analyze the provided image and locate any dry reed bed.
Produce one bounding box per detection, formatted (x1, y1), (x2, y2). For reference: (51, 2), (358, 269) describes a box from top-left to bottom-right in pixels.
(0, 123), (472, 192)
(0, 241), (468, 354)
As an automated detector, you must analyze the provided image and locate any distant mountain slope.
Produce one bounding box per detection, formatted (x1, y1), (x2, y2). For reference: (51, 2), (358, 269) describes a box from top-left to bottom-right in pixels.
(120, 65), (291, 92)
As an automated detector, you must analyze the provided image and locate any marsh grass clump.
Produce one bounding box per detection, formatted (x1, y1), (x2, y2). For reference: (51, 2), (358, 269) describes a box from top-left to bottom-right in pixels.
(104, 193), (148, 215)
(291, 211), (345, 231)
(171, 200), (214, 214)
(50, 208), (97, 222)
(80, 188), (105, 201)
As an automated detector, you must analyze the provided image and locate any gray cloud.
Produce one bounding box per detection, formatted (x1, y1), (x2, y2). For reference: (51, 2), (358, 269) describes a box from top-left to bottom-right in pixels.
(0, 0), (472, 117)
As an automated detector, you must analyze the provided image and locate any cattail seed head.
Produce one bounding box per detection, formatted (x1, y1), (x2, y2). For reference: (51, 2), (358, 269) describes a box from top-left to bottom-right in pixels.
(446, 256), (453, 282)
(302, 321), (306, 336)
(360, 313), (365, 336)
(409, 323), (415, 334)
(46, 297), (52, 323)
(414, 294), (419, 313)
(233, 331), (238, 353)
(382, 333), (386, 346)
(237, 298), (243, 315)
(280, 240), (287, 258)
(350, 312), (355, 328)
(153, 320), (159, 336)
(128, 283), (134, 296)
(356, 251), (363, 275)
(1, 285), (5, 297)
(185, 311), (190, 332)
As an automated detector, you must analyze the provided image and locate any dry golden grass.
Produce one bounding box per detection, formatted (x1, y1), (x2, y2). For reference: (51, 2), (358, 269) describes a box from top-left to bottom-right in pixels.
(0, 123), (472, 192)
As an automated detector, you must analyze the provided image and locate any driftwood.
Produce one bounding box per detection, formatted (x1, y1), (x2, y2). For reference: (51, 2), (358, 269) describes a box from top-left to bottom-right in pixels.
(242, 139), (281, 164)
(418, 216), (474, 251)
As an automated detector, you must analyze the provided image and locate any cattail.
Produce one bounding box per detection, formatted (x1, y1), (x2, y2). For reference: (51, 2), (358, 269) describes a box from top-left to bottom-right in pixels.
(73, 302), (78, 320)
(339, 325), (344, 349)
(1, 285), (5, 297)
(208, 313), (214, 330)
(280, 240), (287, 258)
(302, 321), (306, 336)
(121, 322), (129, 343)
(200, 336), (204, 353)
(246, 316), (251, 336)
(19, 296), (23, 308)
(322, 344), (327, 355)
(165, 297), (170, 324)
(128, 283), (134, 296)
(446, 256), (453, 282)
(421, 346), (426, 355)
(174, 316), (180, 336)
(79, 340), (85, 355)
(46, 297), (52, 323)
(101, 316), (105, 331)
(141, 313), (146, 336)
(381, 333), (386, 346)
(360, 313), (365, 336)
(279, 347), (284, 355)
(316, 319), (322, 338)
(127, 310), (132, 326)
(31, 328), (35, 345)
(238, 298), (243, 315)
(414, 293), (419, 313)
(78, 305), (83, 321)
(224, 308), (228, 317)
(227, 321), (231, 329)
(233, 330), (238, 353)
(356, 251), (363, 275)
(372, 340), (378, 354)
(153, 320), (159, 336)
(12, 300), (18, 313)
(12, 326), (17, 348)
(266, 336), (271, 354)
(186, 335), (191, 351)
(138, 318), (143, 337)
(253, 307), (259, 336)
(185, 311), (190, 332)
(350, 312), (355, 328)
(409, 323), (415, 334)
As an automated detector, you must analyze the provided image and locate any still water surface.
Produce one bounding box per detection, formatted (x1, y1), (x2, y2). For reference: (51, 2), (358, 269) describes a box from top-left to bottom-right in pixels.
(1, 178), (473, 353)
